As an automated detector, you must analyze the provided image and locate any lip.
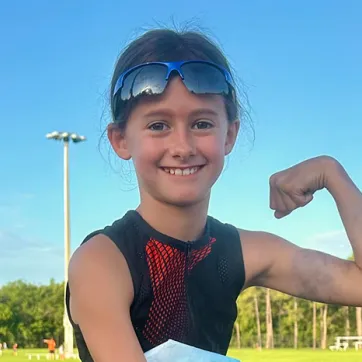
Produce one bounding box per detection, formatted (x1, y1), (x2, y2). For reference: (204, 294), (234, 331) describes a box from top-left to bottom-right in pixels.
(160, 165), (205, 169)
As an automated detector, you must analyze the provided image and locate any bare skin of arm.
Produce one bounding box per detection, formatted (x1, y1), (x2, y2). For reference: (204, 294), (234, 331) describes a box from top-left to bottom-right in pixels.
(68, 234), (146, 362)
(241, 230), (362, 305)
(241, 158), (362, 307)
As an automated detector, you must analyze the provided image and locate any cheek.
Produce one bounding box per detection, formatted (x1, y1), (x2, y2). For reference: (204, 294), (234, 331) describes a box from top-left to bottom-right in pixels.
(199, 135), (226, 166)
(131, 138), (162, 172)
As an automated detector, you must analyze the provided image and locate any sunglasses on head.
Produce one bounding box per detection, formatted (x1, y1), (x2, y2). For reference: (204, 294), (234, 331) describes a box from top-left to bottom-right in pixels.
(112, 60), (236, 122)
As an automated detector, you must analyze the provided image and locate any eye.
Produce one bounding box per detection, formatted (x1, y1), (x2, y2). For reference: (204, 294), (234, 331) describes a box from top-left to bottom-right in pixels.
(148, 122), (169, 131)
(192, 120), (214, 130)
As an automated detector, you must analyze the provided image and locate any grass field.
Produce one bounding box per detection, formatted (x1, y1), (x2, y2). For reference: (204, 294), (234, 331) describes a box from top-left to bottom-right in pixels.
(228, 348), (362, 362)
(0, 348), (361, 361)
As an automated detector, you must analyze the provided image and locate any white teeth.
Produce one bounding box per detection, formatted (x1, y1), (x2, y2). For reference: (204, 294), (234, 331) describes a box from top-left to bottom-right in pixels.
(163, 167), (201, 176)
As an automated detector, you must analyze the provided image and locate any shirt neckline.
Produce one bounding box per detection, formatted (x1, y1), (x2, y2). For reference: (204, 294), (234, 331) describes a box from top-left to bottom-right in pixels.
(127, 209), (211, 249)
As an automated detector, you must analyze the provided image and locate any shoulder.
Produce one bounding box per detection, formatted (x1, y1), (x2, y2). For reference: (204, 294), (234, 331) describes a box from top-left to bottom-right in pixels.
(209, 218), (298, 292)
(75, 211), (144, 268)
(70, 233), (128, 269)
(69, 233), (134, 296)
(68, 233), (134, 323)
(67, 235), (146, 361)
(68, 211), (134, 286)
(207, 215), (240, 240)
(69, 209), (151, 301)
(68, 212), (140, 319)
(80, 210), (139, 246)
(69, 209), (140, 285)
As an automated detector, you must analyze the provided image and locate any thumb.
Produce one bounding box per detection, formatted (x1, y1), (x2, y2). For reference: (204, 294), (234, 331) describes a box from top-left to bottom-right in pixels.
(290, 192), (314, 207)
(300, 193), (314, 206)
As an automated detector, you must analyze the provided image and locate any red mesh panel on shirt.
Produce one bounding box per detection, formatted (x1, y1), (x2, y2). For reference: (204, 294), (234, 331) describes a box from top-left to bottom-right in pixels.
(188, 237), (216, 271)
(143, 237), (216, 346)
(143, 239), (187, 345)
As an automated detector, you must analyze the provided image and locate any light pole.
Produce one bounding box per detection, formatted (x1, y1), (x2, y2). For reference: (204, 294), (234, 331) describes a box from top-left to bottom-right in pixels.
(46, 131), (86, 358)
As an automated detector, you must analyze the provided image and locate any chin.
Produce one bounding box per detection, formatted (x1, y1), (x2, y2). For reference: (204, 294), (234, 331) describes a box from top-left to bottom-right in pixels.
(159, 191), (209, 208)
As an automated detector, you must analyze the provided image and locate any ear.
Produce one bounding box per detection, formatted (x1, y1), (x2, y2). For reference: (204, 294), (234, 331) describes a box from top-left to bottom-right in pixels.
(224, 120), (240, 155)
(107, 123), (132, 160)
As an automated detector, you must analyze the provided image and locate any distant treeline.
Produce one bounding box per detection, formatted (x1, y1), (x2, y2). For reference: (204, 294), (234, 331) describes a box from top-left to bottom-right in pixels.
(0, 280), (64, 348)
(0, 279), (361, 349)
(232, 287), (362, 349)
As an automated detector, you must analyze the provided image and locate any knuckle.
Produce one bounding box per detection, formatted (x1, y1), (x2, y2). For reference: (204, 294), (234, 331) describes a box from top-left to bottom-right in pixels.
(269, 173), (279, 186)
(270, 173), (287, 189)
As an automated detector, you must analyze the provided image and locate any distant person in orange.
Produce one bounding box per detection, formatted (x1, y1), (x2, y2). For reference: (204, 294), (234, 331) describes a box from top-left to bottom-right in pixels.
(12, 343), (18, 356)
(43, 337), (56, 360)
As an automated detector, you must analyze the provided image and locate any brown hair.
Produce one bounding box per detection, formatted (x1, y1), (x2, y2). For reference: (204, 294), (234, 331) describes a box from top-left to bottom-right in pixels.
(110, 28), (242, 130)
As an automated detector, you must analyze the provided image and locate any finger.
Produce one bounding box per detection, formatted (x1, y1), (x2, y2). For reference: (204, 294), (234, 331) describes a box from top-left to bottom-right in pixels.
(269, 182), (282, 211)
(274, 210), (289, 219)
(279, 191), (298, 211)
(270, 185), (297, 211)
(288, 192), (314, 208)
(274, 194), (296, 219)
(269, 184), (276, 211)
(270, 190), (296, 218)
(275, 192), (314, 218)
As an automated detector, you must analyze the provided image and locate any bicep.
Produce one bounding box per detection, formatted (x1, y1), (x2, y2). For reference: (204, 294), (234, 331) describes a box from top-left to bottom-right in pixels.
(69, 235), (146, 362)
(241, 230), (362, 306)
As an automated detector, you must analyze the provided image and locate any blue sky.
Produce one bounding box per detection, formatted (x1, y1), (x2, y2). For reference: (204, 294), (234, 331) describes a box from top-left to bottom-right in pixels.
(1, 0), (361, 285)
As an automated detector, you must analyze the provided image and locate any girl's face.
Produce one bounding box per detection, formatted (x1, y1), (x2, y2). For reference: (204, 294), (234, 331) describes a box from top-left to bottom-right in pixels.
(108, 76), (239, 207)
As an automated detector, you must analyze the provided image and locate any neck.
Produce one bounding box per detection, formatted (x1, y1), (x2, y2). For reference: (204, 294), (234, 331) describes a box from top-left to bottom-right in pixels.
(136, 195), (209, 242)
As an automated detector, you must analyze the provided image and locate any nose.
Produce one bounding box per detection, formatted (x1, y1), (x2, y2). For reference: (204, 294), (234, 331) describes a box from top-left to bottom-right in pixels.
(169, 128), (196, 160)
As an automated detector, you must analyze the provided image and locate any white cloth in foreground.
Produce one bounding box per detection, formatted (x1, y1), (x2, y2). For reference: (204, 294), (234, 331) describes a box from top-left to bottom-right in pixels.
(145, 340), (240, 362)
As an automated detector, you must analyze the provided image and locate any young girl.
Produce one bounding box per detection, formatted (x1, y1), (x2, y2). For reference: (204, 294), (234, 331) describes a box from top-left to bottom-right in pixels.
(66, 28), (362, 362)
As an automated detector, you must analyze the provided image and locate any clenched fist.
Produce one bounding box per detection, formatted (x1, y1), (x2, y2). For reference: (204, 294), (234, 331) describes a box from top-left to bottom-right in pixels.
(269, 156), (342, 219)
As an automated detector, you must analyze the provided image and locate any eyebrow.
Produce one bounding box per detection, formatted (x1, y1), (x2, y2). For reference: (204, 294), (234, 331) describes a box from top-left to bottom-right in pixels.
(143, 108), (219, 119)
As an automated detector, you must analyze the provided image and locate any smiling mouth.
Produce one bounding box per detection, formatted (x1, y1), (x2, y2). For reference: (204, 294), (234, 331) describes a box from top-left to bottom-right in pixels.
(161, 166), (204, 176)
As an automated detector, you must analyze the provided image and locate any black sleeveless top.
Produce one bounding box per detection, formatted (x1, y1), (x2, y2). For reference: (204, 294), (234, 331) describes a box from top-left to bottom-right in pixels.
(66, 210), (245, 361)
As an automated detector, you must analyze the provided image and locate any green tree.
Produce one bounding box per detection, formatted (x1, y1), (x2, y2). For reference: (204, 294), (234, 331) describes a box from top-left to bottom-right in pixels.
(0, 279), (64, 347)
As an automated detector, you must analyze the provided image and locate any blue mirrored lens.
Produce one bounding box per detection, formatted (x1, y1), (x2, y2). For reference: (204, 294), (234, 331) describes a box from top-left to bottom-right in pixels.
(120, 64), (168, 101)
(181, 62), (230, 96)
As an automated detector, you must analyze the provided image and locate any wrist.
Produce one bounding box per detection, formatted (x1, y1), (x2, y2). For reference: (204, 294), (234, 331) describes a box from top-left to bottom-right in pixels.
(322, 156), (347, 193)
